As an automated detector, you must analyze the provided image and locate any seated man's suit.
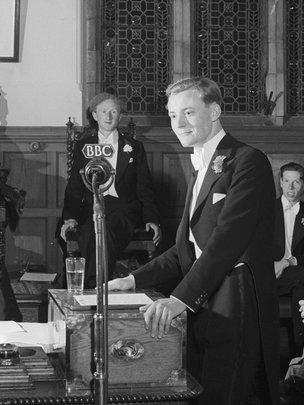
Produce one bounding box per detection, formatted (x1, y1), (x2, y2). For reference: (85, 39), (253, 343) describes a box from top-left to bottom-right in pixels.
(274, 197), (304, 349)
(62, 130), (160, 287)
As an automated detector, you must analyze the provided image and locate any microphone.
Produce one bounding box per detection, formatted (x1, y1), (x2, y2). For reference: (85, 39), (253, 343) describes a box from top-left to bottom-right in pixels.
(84, 158), (114, 186)
(80, 143), (115, 193)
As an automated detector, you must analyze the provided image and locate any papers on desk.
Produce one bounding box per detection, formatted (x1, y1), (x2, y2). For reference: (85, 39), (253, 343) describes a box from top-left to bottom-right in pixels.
(20, 272), (57, 283)
(0, 321), (65, 353)
(74, 292), (153, 307)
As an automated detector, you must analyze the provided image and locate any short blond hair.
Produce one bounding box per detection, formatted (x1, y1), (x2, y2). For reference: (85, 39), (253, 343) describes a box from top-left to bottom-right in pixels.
(166, 76), (223, 106)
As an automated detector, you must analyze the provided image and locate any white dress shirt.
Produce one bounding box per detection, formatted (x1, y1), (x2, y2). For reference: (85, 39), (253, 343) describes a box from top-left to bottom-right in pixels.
(98, 129), (119, 198)
(281, 194), (300, 261)
(170, 130), (226, 310)
(189, 129), (226, 258)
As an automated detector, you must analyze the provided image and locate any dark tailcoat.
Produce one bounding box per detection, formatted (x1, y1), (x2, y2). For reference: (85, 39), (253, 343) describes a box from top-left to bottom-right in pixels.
(62, 130), (160, 285)
(274, 198), (304, 348)
(133, 134), (279, 404)
(273, 198), (304, 265)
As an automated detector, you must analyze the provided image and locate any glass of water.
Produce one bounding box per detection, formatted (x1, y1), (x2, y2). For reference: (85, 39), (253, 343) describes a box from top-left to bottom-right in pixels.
(66, 257), (85, 294)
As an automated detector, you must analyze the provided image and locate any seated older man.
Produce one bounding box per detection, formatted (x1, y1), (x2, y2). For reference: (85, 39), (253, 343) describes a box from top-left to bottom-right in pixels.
(59, 93), (161, 288)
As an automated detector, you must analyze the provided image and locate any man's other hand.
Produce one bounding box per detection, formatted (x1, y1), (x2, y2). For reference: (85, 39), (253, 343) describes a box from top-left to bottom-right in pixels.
(108, 274), (135, 291)
(274, 259), (289, 279)
(139, 297), (186, 339)
(60, 219), (78, 241)
(145, 222), (162, 246)
(287, 256), (298, 266)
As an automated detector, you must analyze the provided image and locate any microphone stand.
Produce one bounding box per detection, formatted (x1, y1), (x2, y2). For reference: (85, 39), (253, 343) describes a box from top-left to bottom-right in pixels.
(80, 158), (115, 405)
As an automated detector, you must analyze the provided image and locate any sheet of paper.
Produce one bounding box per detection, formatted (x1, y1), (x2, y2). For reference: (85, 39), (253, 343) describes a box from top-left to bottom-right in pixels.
(0, 321), (24, 335)
(20, 272), (57, 282)
(0, 321), (65, 353)
(74, 293), (153, 307)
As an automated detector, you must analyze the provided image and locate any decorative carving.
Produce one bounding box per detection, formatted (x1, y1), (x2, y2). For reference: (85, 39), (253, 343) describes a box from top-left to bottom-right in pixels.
(100, 0), (171, 114)
(194, 0), (265, 114)
(28, 142), (40, 152)
(66, 117), (75, 179)
(286, 0), (303, 115)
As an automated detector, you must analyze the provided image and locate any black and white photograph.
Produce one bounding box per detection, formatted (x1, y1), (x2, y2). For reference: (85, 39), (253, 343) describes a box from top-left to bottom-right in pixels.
(0, 1), (303, 404)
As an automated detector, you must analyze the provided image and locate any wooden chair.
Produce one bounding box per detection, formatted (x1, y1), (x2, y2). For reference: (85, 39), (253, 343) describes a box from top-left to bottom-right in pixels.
(65, 118), (156, 270)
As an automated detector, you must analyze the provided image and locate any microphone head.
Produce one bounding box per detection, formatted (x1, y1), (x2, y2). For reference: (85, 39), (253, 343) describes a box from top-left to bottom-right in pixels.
(80, 157), (115, 191)
(87, 159), (112, 186)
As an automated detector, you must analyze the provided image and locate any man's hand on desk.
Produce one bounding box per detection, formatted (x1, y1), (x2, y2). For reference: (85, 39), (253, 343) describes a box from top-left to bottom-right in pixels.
(107, 274), (135, 291)
(145, 222), (162, 246)
(139, 297), (186, 339)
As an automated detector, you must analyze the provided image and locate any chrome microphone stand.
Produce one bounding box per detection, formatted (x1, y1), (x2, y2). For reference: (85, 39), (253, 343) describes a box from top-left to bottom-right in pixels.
(80, 158), (115, 405)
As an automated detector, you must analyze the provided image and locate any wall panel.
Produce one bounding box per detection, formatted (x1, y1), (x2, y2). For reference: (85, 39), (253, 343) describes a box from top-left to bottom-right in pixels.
(57, 151), (68, 208)
(6, 217), (47, 272)
(3, 152), (48, 208)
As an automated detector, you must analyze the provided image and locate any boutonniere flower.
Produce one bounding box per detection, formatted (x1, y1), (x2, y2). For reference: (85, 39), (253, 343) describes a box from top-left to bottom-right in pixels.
(129, 158), (134, 164)
(211, 155), (227, 174)
(301, 218), (304, 226)
(123, 144), (133, 153)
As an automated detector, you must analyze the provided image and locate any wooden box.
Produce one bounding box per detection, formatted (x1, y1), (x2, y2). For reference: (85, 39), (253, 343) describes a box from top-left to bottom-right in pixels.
(48, 289), (186, 391)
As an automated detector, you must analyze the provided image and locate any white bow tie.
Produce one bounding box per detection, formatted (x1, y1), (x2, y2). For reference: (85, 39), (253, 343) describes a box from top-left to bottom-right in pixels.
(191, 152), (206, 171)
(284, 202), (300, 215)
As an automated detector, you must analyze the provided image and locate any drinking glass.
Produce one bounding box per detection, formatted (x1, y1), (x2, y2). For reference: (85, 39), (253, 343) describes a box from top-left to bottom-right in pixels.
(65, 257), (85, 294)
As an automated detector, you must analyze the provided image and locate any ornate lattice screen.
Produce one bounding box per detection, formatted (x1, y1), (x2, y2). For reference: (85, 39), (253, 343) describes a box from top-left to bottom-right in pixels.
(286, 0), (304, 116)
(100, 0), (171, 114)
(194, 0), (266, 114)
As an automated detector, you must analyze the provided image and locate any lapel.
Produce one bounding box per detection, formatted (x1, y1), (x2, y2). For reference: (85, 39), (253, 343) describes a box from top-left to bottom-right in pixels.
(178, 171), (197, 241)
(115, 132), (132, 184)
(292, 201), (304, 251)
(190, 133), (237, 226)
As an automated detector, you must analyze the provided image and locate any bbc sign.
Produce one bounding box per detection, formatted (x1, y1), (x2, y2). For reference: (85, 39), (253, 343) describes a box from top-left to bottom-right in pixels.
(82, 144), (114, 158)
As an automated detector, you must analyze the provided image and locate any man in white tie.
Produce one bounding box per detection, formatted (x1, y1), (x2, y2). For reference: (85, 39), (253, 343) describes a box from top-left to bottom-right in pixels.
(273, 162), (304, 352)
(60, 93), (161, 287)
(108, 77), (279, 404)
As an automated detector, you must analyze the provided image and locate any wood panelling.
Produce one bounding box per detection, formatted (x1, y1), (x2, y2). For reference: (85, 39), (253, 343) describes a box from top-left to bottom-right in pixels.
(6, 217), (47, 271)
(161, 152), (192, 212)
(1, 125), (304, 275)
(3, 152), (48, 208)
(56, 151), (68, 208)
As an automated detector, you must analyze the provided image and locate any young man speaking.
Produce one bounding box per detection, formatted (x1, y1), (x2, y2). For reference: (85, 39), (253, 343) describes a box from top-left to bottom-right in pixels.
(108, 77), (279, 405)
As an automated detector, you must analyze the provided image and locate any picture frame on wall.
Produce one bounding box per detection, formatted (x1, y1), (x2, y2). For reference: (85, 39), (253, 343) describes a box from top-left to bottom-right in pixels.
(0, 0), (20, 62)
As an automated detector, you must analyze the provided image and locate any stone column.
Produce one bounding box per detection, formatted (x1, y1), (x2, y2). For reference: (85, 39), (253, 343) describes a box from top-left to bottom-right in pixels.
(266, 0), (285, 125)
(82, 0), (102, 123)
(172, 0), (192, 82)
